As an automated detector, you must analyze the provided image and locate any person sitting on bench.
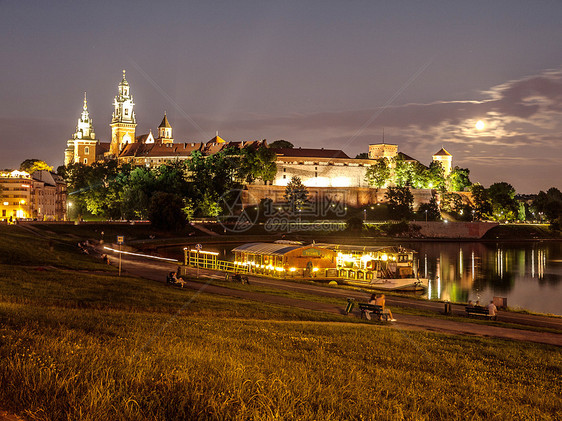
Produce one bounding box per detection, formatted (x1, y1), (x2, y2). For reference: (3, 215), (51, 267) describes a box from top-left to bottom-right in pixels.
(375, 294), (396, 322)
(487, 300), (498, 320)
(364, 294), (378, 320)
(172, 272), (186, 288)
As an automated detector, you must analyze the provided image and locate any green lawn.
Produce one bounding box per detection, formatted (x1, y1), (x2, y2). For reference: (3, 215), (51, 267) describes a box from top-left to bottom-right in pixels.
(0, 225), (561, 420)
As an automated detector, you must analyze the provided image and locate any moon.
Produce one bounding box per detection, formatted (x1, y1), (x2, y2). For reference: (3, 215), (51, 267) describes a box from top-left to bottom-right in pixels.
(475, 120), (485, 130)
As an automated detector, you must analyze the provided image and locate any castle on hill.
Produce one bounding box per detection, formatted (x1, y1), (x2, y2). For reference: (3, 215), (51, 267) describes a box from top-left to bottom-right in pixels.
(63, 70), (455, 208)
(64, 70), (265, 167)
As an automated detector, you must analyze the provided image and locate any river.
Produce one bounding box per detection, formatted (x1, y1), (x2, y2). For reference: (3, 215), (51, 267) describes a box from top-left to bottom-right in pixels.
(405, 240), (562, 316)
(163, 239), (562, 316)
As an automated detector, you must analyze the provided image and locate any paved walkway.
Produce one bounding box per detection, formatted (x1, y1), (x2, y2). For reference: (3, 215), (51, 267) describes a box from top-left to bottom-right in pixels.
(102, 248), (562, 347)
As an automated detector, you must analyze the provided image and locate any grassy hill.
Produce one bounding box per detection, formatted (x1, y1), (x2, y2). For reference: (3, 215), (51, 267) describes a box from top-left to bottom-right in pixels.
(0, 225), (560, 420)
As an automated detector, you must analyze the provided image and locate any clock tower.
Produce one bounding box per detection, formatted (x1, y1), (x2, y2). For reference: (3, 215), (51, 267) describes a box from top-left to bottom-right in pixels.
(109, 70), (137, 156)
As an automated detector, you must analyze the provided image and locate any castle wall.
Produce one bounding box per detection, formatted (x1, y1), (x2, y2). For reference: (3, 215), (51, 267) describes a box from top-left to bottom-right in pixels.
(245, 185), (433, 210)
(274, 160), (371, 188)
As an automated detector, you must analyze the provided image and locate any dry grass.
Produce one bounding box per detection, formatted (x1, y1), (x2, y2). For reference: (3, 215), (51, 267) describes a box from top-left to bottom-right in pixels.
(0, 225), (561, 420)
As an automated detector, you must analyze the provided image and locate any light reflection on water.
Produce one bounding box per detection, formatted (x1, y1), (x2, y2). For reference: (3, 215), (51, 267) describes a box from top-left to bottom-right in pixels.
(410, 241), (562, 315)
(164, 240), (562, 316)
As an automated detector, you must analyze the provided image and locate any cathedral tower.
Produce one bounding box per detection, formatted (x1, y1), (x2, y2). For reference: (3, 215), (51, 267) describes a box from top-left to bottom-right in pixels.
(110, 70), (137, 156)
(156, 112), (173, 144)
(64, 93), (99, 165)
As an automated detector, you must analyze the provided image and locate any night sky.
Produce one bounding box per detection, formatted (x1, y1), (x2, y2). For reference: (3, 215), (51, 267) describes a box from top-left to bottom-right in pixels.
(1, 0), (561, 193)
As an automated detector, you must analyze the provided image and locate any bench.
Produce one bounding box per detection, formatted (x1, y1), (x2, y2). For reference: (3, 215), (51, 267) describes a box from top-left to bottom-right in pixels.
(231, 274), (250, 285)
(465, 306), (495, 320)
(358, 303), (389, 321)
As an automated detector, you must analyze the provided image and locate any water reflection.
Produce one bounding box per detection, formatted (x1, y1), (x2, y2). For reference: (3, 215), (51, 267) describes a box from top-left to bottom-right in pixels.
(164, 240), (562, 316)
(413, 241), (562, 315)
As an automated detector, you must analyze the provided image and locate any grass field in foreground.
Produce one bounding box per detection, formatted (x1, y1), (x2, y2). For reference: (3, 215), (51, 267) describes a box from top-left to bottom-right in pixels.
(1, 303), (560, 421)
(0, 225), (561, 420)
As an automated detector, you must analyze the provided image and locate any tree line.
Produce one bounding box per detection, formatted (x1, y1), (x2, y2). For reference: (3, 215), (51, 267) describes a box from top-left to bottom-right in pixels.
(57, 146), (277, 229)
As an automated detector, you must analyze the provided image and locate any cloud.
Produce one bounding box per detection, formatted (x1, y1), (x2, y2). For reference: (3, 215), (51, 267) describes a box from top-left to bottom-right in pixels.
(178, 68), (562, 191)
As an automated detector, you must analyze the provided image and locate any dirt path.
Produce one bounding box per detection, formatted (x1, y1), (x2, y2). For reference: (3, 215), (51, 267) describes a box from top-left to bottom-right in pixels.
(104, 249), (562, 346)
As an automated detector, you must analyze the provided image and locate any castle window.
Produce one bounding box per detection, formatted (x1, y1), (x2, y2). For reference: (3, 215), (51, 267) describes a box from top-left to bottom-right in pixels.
(84, 147), (89, 154)
(83, 158), (88, 164)
(283, 175), (286, 179)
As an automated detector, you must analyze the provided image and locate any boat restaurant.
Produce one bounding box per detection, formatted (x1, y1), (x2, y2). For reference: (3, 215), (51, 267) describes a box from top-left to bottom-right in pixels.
(232, 242), (337, 277)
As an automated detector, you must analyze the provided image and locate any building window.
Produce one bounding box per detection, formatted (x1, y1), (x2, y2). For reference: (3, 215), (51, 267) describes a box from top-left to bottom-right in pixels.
(83, 158), (88, 164)
(85, 147), (89, 154)
(283, 175), (286, 179)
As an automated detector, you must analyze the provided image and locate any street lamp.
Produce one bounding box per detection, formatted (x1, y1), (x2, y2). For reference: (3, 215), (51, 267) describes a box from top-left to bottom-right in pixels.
(363, 208), (367, 221)
(425, 209), (428, 222)
(67, 201), (73, 221)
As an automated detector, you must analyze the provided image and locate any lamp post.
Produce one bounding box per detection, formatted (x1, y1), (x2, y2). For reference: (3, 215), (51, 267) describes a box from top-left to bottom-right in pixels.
(363, 208), (367, 221)
(425, 209), (428, 222)
(67, 201), (72, 221)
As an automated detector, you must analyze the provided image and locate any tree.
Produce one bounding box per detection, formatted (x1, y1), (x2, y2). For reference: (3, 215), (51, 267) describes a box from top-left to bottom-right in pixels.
(254, 146), (277, 184)
(355, 152), (369, 159)
(385, 186), (413, 220)
(121, 167), (156, 219)
(199, 191), (222, 217)
(417, 196), (441, 221)
(488, 182), (518, 221)
(470, 183), (492, 220)
(284, 176), (309, 214)
(448, 167), (471, 192)
(392, 155), (412, 187)
(182, 199), (196, 222)
(20, 159), (52, 174)
(188, 149), (242, 202)
(427, 161), (446, 191)
(148, 192), (186, 230)
(365, 158), (390, 188)
(532, 187), (562, 227)
(440, 192), (463, 213)
(268, 140), (294, 149)
(409, 162), (430, 189)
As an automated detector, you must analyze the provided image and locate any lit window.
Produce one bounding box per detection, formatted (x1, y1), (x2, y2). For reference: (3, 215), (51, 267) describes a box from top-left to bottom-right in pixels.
(84, 158), (88, 164)
(85, 147), (89, 154)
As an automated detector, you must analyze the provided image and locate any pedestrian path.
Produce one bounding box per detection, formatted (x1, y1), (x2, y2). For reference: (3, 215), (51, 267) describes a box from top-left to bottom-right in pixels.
(104, 248), (562, 347)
